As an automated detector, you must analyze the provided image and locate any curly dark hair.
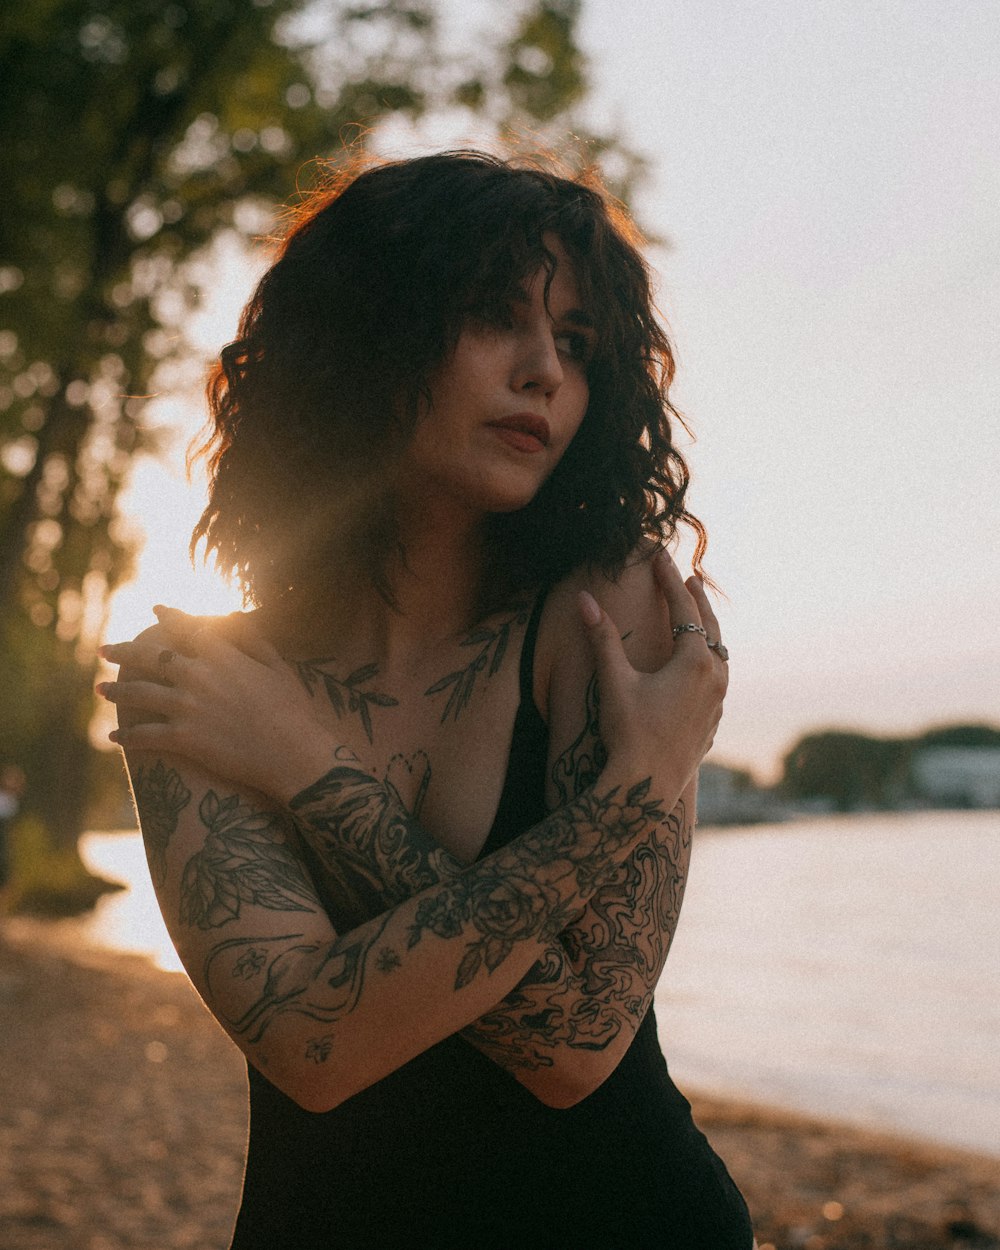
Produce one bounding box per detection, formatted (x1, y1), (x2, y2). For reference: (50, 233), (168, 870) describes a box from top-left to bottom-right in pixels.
(192, 150), (707, 612)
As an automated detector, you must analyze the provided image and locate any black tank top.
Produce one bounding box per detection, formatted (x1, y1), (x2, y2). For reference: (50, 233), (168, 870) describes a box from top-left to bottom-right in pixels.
(231, 593), (754, 1249)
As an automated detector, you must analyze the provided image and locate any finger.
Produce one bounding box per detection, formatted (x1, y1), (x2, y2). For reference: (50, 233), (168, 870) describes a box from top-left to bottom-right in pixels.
(99, 638), (186, 679)
(578, 591), (634, 688)
(153, 604), (202, 632)
(687, 577), (721, 643)
(152, 606), (215, 656)
(156, 607), (279, 670)
(652, 551), (704, 644)
(97, 679), (184, 715)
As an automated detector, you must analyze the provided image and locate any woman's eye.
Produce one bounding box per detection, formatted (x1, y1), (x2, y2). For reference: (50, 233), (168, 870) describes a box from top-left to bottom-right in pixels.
(554, 331), (594, 363)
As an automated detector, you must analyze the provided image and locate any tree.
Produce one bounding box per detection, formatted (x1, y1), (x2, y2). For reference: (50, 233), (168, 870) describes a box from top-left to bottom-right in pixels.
(781, 730), (911, 812)
(0, 0), (631, 865)
(916, 724), (1000, 750)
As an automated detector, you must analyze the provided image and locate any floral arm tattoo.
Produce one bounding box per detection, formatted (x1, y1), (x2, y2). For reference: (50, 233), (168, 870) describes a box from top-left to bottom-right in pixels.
(131, 756), (667, 1075)
(287, 742), (690, 1076)
(196, 772), (664, 1054)
(464, 679), (693, 1074)
(465, 801), (691, 1070)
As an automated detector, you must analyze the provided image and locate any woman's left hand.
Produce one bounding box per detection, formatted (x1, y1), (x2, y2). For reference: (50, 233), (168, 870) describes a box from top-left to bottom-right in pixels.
(98, 609), (342, 805)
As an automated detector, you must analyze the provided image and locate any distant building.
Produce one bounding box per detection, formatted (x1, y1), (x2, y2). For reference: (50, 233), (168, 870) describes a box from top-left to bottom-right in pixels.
(697, 762), (787, 825)
(910, 747), (1000, 809)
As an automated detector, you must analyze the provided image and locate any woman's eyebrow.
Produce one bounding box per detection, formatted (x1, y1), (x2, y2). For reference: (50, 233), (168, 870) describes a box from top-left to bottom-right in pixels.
(562, 308), (595, 328)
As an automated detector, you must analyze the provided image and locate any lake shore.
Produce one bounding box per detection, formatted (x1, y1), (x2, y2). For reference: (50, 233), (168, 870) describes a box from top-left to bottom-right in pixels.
(2, 919), (999, 1250)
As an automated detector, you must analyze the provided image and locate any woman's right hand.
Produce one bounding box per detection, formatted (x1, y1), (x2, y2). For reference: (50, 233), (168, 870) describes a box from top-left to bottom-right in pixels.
(99, 614), (346, 806)
(578, 549), (727, 798)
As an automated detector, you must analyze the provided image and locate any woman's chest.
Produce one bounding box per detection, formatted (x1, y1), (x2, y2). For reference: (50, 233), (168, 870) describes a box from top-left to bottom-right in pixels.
(285, 643), (527, 863)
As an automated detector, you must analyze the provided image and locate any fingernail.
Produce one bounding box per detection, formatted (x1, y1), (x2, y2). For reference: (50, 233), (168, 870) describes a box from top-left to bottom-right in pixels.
(96, 682), (109, 696)
(578, 591), (601, 626)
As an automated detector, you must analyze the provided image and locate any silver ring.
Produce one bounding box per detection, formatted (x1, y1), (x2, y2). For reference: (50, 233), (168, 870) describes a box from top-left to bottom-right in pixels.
(672, 623), (707, 640)
(707, 640), (729, 662)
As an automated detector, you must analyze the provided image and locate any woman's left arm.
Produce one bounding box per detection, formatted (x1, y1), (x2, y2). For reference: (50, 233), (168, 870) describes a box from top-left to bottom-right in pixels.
(457, 554), (701, 1101)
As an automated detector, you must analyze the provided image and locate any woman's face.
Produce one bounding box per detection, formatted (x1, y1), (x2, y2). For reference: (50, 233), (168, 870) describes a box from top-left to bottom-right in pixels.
(397, 236), (595, 523)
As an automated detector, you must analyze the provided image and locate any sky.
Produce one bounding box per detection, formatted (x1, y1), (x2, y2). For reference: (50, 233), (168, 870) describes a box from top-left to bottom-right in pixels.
(107, 0), (1000, 780)
(580, 0), (1000, 776)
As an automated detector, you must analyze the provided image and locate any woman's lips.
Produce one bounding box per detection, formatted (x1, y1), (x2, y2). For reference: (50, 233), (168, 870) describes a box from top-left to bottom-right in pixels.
(487, 414), (551, 453)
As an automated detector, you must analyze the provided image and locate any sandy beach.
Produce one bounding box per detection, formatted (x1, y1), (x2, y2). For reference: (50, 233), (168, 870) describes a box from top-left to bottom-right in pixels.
(1, 921), (998, 1250)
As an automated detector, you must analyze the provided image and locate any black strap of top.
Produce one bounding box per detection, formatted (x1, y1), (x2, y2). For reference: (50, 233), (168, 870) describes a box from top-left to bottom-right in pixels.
(474, 588), (552, 862)
(518, 585), (550, 712)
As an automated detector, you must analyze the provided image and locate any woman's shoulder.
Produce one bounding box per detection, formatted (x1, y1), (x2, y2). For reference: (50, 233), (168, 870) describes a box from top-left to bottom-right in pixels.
(533, 542), (671, 718)
(544, 540), (665, 619)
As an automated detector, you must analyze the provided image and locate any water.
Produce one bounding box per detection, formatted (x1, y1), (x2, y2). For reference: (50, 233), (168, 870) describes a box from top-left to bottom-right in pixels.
(74, 830), (185, 973)
(69, 810), (1000, 1156)
(654, 810), (1000, 1157)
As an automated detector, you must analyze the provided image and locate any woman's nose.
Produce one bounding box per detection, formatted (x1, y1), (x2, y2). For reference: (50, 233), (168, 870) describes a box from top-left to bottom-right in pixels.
(513, 324), (564, 395)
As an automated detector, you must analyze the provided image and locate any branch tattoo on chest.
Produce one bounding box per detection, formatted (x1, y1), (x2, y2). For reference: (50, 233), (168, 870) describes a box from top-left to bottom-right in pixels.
(424, 607), (530, 722)
(290, 604), (527, 743)
(293, 658), (398, 744)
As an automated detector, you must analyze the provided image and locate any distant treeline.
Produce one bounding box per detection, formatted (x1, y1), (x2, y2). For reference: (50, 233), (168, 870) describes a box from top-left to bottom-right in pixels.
(780, 724), (1000, 811)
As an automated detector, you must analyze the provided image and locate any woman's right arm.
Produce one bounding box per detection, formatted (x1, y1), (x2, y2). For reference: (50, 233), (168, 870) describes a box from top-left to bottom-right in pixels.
(122, 741), (674, 1114)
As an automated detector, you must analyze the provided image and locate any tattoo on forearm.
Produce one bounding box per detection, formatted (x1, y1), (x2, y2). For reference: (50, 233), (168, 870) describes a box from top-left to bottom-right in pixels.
(550, 673), (607, 807)
(466, 678), (690, 1076)
(207, 775), (667, 1053)
(293, 657), (398, 743)
(133, 761), (191, 887)
(465, 800), (692, 1071)
(233, 948), (267, 979)
(179, 790), (321, 929)
(424, 607), (529, 722)
(405, 779), (664, 990)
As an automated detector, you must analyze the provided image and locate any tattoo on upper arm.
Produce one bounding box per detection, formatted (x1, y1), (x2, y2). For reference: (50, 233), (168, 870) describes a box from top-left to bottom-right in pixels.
(424, 607), (529, 722)
(179, 790), (321, 929)
(293, 657), (398, 743)
(550, 673), (607, 807)
(203, 917), (393, 1045)
(207, 775), (665, 1050)
(289, 765), (462, 925)
(133, 761), (191, 887)
(375, 946), (401, 972)
(305, 1034), (334, 1063)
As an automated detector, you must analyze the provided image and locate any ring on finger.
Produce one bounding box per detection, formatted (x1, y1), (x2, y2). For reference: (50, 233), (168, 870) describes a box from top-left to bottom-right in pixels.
(672, 623), (707, 640)
(707, 640), (730, 662)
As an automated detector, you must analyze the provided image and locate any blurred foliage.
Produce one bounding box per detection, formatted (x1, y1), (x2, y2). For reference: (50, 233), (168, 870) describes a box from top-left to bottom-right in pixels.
(0, 0), (640, 896)
(781, 723), (1000, 812)
(1, 814), (123, 917)
(916, 724), (1000, 750)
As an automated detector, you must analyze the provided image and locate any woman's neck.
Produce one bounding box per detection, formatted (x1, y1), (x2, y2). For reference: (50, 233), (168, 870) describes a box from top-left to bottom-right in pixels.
(265, 515), (489, 669)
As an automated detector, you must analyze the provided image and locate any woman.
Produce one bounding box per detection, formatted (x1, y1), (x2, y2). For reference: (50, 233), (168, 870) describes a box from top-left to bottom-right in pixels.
(100, 152), (752, 1249)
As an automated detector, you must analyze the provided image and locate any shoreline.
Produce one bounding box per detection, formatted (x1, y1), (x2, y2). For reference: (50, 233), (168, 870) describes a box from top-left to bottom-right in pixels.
(2, 923), (999, 1249)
